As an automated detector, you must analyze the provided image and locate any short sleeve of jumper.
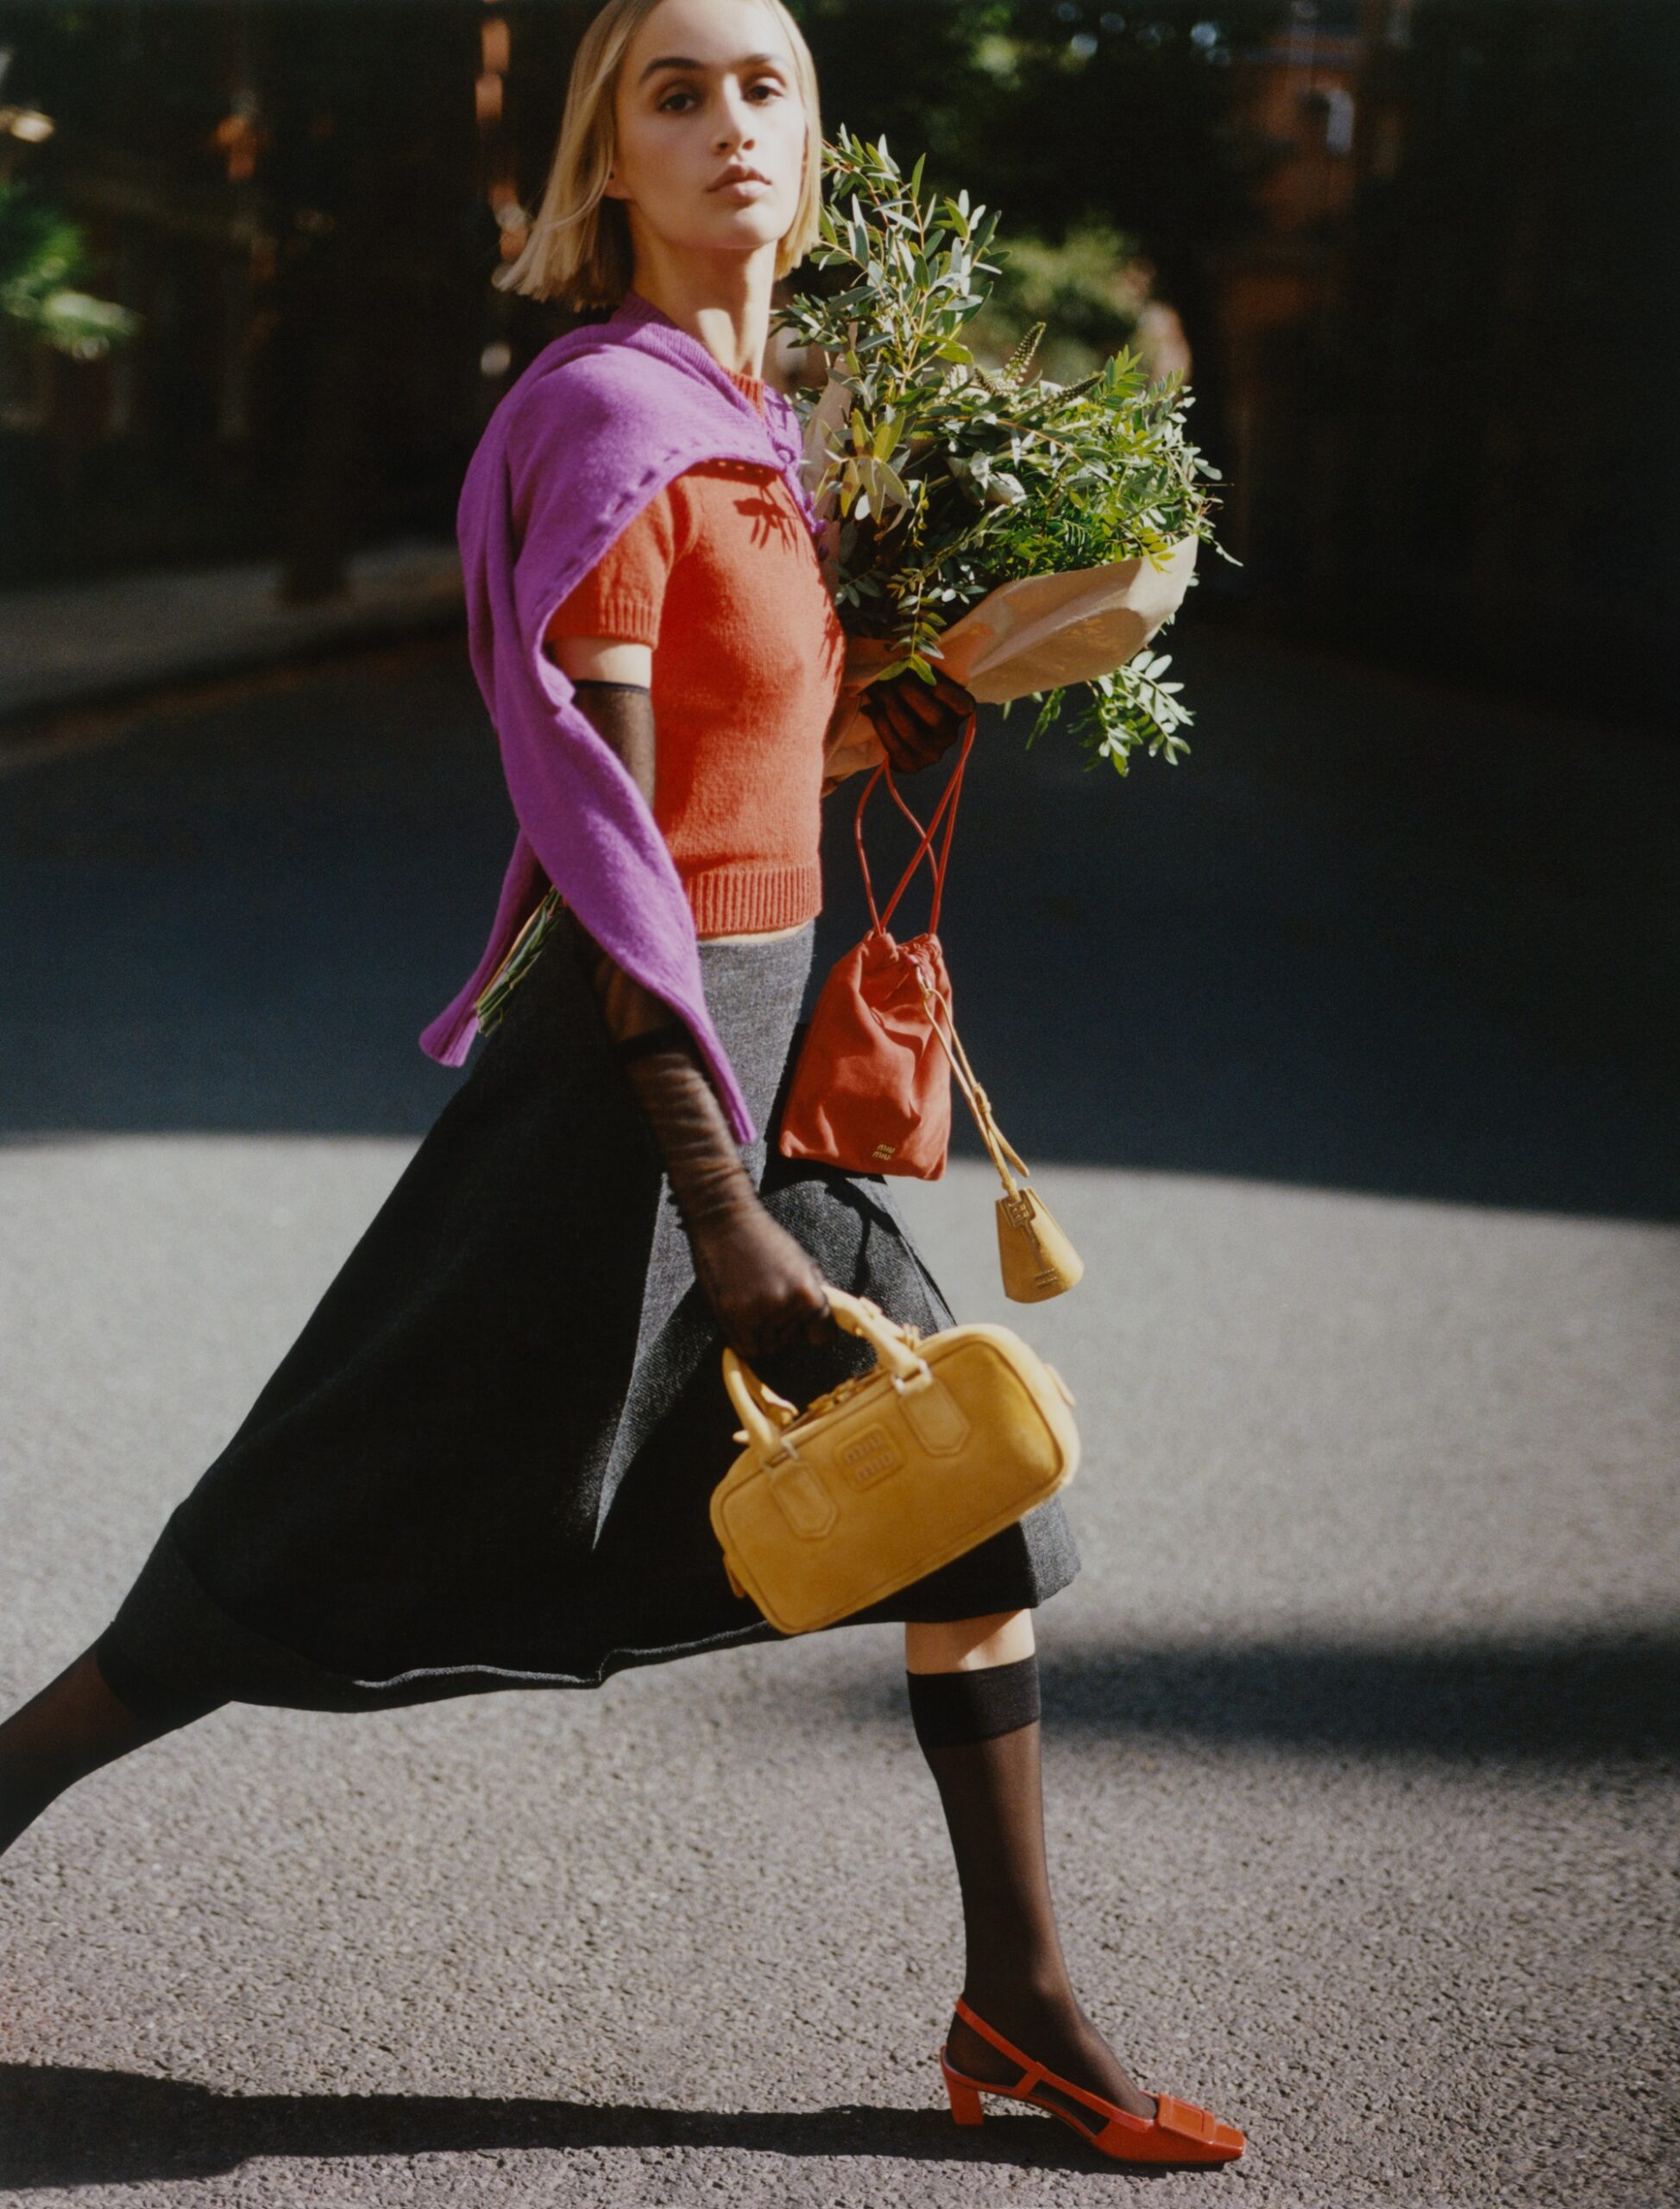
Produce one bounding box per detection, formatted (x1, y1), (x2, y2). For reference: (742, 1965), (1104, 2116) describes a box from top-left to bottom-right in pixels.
(543, 484), (688, 649)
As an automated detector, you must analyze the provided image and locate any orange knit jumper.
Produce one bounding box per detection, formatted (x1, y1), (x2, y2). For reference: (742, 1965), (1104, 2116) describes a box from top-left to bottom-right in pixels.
(543, 365), (846, 938)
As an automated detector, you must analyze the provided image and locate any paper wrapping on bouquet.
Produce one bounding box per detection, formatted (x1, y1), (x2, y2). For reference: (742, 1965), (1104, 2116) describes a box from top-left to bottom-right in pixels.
(803, 372), (1199, 777)
(924, 536), (1199, 702)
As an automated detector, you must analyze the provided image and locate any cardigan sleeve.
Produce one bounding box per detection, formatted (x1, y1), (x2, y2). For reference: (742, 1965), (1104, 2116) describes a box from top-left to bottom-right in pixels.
(542, 481), (683, 649)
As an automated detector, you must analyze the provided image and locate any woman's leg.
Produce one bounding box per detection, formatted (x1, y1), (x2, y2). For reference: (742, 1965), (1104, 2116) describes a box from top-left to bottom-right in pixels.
(0, 1642), (222, 1859)
(905, 1609), (1156, 2120)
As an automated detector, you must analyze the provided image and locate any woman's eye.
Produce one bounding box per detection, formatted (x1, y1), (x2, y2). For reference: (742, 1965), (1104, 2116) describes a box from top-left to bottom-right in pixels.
(656, 78), (783, 112)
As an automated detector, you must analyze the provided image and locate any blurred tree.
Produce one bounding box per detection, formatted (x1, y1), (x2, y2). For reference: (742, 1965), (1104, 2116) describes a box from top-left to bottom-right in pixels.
(786, 1), (1286, 443)
(790, 0), (1281, 261)
(25, 0), (1659, 721)
(0, 179), (139, 355)
(4, 1), (1280, 586)
(959, 214), (1196, 385)
(1, 1), (484, 592)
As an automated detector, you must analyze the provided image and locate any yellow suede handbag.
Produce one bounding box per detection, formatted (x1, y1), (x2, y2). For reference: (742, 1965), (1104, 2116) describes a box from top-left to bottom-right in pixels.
(711, 1286), (1079, 1635)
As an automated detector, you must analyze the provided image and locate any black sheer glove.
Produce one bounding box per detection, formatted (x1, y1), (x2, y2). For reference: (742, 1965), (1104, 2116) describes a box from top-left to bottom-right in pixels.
(567, 677), (836, 1363)
(569, 677), (658, 799)
(860, 667), (978, 775)
(617, 1035), (835, 1363)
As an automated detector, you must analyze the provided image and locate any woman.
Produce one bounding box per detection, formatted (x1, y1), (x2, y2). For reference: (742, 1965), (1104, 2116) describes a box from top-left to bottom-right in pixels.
(0, 0), (1241, 2168)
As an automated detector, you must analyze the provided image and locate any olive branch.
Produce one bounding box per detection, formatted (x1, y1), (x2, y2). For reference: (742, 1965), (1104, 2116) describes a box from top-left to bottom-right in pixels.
(777, 130), (1230, 773)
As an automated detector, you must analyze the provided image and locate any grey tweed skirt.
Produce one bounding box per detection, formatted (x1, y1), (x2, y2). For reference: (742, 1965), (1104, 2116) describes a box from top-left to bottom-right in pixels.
(96, 907), (1079, 1715)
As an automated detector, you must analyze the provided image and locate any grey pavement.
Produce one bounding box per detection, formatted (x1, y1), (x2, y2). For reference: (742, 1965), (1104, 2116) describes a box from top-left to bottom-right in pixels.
(0, 540), (462, 727)
(1, 626), (1676, 2206)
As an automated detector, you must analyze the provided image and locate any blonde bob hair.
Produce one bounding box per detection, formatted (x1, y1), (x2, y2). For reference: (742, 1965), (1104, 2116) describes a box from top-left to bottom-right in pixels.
(497, 0), (825, 312)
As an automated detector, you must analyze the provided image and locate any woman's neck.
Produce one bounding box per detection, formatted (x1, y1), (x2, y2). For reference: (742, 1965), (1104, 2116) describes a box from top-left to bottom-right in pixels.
(624, 260), (772, 380)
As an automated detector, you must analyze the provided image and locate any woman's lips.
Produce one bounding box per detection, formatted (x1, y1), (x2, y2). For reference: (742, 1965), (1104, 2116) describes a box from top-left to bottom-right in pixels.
(711, 172), (771, 195)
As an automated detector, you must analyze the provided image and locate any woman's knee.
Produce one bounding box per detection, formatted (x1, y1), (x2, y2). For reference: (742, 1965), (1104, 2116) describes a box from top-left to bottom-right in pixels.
(904, 1609), (1035, 1676)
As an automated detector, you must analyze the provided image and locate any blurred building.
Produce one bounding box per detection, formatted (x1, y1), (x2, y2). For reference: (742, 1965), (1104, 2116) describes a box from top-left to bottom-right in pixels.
(1209, 0), (1675, 721)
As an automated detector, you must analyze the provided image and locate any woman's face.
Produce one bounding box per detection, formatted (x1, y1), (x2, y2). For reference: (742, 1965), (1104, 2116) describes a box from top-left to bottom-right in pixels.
(604, 0), (807, 270)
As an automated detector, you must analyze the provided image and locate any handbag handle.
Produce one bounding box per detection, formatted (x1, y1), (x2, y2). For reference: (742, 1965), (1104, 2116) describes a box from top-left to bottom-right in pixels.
(722, 1287), (930, 1459)
(853, 709), (977, 939)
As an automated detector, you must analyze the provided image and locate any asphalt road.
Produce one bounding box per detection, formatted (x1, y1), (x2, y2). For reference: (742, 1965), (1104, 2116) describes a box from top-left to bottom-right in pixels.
(2, 625), (1676, 2206)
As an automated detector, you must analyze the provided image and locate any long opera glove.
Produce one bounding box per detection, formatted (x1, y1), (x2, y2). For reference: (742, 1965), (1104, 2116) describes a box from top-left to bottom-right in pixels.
(568, 681), (834, 1363)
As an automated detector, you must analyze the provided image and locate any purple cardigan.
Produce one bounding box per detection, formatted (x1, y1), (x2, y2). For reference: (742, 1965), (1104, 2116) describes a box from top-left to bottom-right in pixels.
(418, 286), (824, 1144)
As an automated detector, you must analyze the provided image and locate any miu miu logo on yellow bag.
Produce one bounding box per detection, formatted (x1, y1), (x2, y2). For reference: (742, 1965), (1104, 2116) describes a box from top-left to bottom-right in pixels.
(839, 1424), (902, 1485)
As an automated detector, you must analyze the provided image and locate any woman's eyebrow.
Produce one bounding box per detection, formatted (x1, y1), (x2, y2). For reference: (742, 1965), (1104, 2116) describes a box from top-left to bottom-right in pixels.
(637, 51), (786, 85)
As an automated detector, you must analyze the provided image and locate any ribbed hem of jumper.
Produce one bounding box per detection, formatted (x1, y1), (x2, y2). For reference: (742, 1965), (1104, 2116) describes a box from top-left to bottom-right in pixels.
(688, 860), (821, 937)
(547, 587), (661, 648)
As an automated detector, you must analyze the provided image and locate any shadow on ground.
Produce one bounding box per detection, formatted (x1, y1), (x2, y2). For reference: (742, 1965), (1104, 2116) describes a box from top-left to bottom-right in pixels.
(3, 622), (1676, 1218)
(844, 1631), (1680, 1765)
(0, 2067), (1142, 2189)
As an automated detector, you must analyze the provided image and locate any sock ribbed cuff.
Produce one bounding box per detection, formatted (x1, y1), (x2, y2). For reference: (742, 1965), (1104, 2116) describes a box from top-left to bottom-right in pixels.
(906, 1652), (1041, 1752)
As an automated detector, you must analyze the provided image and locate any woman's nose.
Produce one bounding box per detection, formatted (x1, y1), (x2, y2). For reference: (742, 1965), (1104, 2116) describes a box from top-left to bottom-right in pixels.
(715, 90), (757, 149)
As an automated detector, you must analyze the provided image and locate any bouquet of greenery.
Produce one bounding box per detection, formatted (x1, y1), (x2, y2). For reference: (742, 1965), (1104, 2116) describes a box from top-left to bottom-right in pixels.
(777, 131), (1228, 779)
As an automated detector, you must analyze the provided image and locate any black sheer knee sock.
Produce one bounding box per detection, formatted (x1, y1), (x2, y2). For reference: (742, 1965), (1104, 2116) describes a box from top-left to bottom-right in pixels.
(908, 1655), (1155, 2120)
(0, 1644), (222, 1858)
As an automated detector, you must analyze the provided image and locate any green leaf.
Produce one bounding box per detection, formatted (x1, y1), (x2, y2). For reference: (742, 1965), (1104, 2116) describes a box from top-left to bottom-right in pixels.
(797, 133), (1224, 786)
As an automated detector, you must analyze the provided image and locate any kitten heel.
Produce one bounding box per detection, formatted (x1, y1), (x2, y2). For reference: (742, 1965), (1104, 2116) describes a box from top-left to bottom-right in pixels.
(939, 2049), (985, 2126)
(938, 1995), (1245, 2165)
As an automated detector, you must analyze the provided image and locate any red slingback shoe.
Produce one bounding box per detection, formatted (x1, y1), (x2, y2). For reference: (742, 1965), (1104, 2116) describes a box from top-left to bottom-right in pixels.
(938, 1995), (1246, 2167)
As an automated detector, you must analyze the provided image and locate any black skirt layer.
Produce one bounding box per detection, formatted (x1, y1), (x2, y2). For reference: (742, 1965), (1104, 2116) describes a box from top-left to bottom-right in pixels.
(97, 909), (1079, 1715)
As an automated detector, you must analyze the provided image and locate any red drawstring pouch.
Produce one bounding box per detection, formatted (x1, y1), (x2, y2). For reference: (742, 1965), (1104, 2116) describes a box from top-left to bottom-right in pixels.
(777, 715), (976, 1180)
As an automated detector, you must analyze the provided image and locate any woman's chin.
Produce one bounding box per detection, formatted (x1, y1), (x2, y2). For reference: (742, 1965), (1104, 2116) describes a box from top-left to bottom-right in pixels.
(685, 203), (792, 253)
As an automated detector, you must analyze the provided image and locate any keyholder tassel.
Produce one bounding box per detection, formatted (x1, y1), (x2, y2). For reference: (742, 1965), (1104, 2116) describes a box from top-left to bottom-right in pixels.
(913, 966), (1084, 1303)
